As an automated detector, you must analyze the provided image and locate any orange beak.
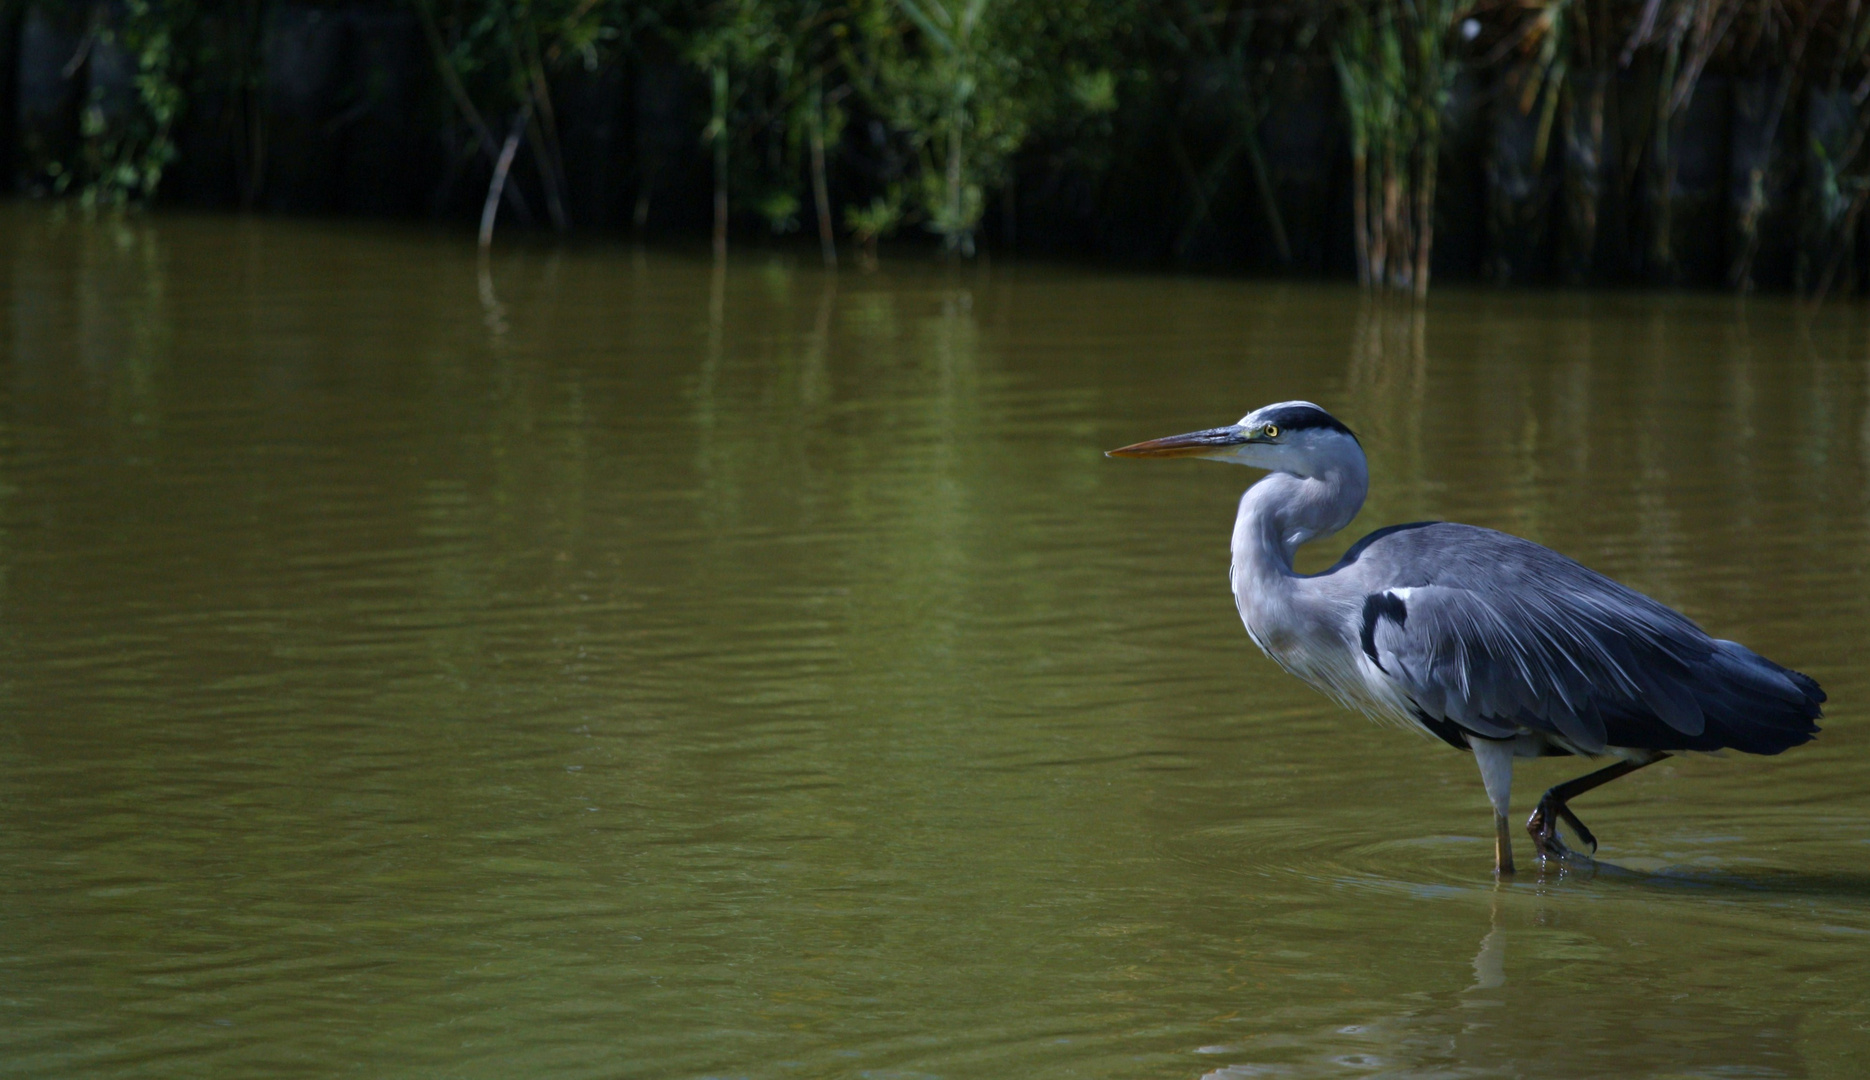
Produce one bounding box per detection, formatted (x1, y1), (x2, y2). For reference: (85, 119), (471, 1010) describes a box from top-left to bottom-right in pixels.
(1105, 425), (1249, 459)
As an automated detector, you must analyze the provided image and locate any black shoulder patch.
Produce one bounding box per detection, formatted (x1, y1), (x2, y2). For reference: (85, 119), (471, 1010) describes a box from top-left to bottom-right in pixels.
(1258, 403), (1358, 440)
(1360, 591), (1408, 671)
(1412, 710), (1473, 752)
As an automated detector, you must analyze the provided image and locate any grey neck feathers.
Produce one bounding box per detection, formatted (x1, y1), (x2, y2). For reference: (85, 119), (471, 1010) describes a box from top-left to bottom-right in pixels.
(1233, 459), (1369, 580)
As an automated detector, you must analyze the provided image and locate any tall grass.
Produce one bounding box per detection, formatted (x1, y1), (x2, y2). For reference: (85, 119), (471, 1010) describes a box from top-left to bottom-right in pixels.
(1335, 0), (1466, 296)
(13, 0), (1870, 294)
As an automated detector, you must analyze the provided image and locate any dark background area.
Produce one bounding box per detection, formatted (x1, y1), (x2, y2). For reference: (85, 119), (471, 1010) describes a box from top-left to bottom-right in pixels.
(4, 0), (1868, 294)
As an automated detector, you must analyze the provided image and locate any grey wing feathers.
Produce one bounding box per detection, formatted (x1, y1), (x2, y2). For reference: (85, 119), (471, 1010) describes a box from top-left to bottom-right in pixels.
(1348, 523), (1823, 756)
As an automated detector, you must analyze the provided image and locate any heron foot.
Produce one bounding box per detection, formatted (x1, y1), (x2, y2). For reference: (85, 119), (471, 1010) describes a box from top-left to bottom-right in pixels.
(1527, 795), (1598, 863)
(1523, 753), (1660, 864)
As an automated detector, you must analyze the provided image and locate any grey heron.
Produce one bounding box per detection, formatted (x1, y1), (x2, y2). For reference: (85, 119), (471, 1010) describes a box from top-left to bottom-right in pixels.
(1109, 401), (1824, 874)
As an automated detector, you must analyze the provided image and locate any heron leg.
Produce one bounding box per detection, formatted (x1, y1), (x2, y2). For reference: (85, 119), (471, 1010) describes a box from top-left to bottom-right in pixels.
(1493, 812), (1516, 875)
(1471, 737), (1518, 875)
(1527, 753), (1665, 861)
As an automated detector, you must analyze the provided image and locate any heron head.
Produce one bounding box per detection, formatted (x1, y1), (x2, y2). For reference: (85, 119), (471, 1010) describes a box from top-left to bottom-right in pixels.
(1105, 401), (1362, 477)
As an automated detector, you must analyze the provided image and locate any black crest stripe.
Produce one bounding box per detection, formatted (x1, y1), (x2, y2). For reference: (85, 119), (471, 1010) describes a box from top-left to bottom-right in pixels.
(1258, 404), (1357, 440)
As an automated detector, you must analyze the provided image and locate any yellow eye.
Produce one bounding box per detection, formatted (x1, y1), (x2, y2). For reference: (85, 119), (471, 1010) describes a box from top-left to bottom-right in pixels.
(1262, 424), (1280, 439)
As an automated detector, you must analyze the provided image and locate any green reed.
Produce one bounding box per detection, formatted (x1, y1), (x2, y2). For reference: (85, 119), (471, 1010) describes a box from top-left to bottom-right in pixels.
(11, 0), (1870, 295)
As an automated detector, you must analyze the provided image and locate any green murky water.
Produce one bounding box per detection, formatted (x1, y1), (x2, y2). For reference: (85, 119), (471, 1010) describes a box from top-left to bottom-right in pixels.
(2, 205), (1868, 1078)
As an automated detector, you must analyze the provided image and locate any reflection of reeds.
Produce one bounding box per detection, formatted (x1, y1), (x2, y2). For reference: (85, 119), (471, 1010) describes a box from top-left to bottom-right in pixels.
(1344, 296), (1430, 521)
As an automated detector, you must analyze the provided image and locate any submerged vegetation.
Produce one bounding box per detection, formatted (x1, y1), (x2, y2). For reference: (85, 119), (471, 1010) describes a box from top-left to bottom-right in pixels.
(4, 0), (1870, 294)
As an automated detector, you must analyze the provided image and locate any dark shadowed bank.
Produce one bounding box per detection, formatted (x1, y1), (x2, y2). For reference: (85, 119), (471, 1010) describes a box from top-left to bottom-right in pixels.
(5, 0), (1870, 296)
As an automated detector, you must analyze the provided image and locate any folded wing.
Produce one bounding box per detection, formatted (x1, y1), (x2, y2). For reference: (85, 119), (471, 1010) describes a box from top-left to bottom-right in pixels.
(1351, 524), (1822, 756)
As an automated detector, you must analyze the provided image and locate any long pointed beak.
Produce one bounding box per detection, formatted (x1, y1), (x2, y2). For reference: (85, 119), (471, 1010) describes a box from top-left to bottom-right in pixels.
(1106, 425), (1249, 459)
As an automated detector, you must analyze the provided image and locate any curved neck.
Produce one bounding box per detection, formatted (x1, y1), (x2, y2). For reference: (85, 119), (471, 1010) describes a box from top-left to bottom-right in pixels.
(1231, 462), (1368, 584)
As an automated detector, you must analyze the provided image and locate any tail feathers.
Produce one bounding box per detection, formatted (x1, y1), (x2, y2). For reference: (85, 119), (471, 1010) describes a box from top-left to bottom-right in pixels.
(1696, 640), (1823, 755)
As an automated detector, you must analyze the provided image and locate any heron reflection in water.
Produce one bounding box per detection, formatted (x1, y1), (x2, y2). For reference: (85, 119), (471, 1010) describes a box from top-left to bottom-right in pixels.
(1109, 402), (1824, 874)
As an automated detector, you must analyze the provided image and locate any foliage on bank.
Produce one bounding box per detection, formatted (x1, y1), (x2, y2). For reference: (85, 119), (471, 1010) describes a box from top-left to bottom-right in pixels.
(5, 0), (1870, 295)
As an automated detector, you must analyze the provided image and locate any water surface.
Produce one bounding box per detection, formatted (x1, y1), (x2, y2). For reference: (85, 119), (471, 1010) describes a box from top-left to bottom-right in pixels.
(2, 205), (1868, 1078)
